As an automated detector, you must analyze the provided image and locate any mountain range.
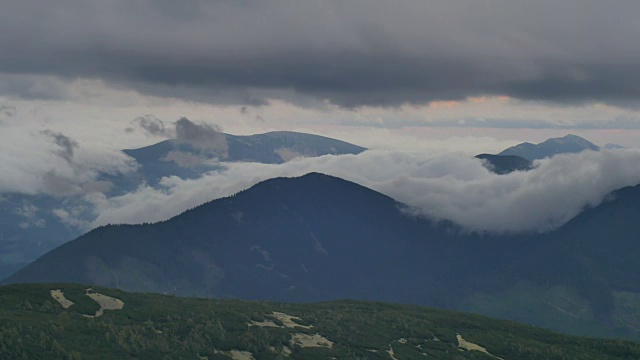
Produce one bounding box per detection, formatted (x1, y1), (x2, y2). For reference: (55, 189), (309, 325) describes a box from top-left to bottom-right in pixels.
(477, 134), (619, 174)
(474, 153), (533, 174)
(7, 172), (640, 339)
(0, 131), (366, 279)
(498, 134), (600, 161)
(122, 131), (366, 185)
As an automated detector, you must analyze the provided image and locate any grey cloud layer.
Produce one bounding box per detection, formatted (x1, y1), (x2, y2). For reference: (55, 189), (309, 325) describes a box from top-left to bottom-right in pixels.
(2, 1), (640, 106)
(87, 149), (640, 234)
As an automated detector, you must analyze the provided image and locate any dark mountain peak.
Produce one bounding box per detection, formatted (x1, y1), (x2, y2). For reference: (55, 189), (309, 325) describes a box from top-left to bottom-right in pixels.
(300, 171), (330, 178)
(259, 171), (341, 183)
(498, 134), (600, 161)
(539, 134), (598, 148)
(268, 171), (362, 188)
(4, 171), (434, 304)
(236, 172), (380, 195)
(121, 131), (366, 185)
(512, 141), (535, 147)
(196, 172), (396, 217)
(229, 172), (341, 193)
(260, 130), (332, 138)
(475, 154), (533, 174)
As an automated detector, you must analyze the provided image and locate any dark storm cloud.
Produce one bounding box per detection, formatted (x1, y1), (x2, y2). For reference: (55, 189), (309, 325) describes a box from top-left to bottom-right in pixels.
(0, 74), (72, 100)
(504, 64), (640, 106)
(1, 1), (639, 107)
(41, 130), (79, 162)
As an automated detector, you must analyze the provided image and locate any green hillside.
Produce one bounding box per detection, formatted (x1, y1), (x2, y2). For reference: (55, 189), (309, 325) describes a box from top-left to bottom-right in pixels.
(1, 284), (639, 359)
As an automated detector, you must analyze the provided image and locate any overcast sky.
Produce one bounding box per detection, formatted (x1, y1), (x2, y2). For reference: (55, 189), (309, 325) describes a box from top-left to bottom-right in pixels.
(2, 0), (640, 105)
(2, 1), (640, 236)
(1, 1), (640, 146)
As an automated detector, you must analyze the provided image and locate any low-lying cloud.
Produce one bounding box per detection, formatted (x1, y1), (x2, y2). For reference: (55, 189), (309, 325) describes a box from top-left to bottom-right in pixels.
(162, 151), (211, 168)
(0, 127), (136, 196)
(131, 116), (229, 158)
(174, 118), (228, 156)
(85, 148), (640, 234)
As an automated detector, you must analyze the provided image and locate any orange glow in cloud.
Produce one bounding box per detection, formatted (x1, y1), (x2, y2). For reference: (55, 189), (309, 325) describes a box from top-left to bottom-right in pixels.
(468, 96), (510, 103)
(429, 96), (511, 109)
(468, 97), (488, 103)
(428, 100), (459, 109)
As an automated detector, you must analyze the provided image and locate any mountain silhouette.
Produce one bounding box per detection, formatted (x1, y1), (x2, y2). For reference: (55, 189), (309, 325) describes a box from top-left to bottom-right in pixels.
(5, 173), (457, 304)
(498, 134), (599, 161)
(7, 172), (640, 338)
(475, 153), (533, 174)
(123, 131), (366, 185)
(0, 132), (366, 279)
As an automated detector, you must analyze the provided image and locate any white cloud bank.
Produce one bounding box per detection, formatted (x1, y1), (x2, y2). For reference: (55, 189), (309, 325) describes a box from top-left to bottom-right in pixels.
(0, 125), (136, 196)
(87, 148), (640, 234)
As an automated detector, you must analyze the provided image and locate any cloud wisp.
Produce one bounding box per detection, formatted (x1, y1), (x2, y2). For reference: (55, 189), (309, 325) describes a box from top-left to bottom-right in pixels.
(129, 116), (229, 161)
(130, 115), (168, 137)
(0, 127), (136, 196)
(85, 148), (640, 234)
(41, 130), (78, 163)
(174, 117), (228, 156)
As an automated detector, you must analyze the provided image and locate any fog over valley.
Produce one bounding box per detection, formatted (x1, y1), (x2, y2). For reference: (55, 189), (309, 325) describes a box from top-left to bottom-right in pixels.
(88, 146), (640, 234)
